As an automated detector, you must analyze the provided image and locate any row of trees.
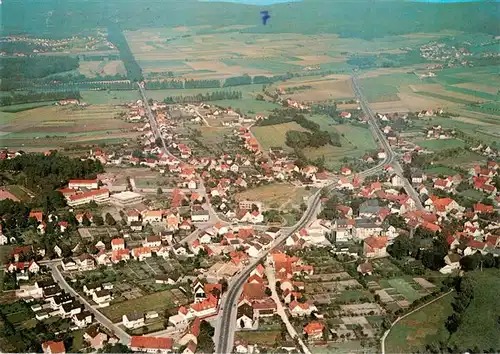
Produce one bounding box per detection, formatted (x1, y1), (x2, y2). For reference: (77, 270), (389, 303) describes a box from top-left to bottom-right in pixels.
(223, 74), (252, 87)
(0, 90), (81, 106)
(163, 90), (242, 104)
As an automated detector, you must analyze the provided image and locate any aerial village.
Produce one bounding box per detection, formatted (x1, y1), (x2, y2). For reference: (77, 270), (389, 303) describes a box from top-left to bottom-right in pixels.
(0, 95), (499, 354)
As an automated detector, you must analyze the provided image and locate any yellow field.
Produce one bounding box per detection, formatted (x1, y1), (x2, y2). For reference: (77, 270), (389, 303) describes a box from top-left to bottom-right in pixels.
(235, 183), (311, 210)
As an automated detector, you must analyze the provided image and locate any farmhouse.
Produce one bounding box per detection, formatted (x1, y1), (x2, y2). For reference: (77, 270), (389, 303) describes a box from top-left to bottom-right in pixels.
(129, 336), (172, 354)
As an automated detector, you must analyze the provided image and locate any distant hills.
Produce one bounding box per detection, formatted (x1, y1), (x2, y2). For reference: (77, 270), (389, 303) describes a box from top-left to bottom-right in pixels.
(1, 0), (499, 39)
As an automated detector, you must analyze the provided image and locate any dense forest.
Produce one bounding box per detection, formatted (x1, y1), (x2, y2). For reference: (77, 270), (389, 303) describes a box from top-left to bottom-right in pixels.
(0, 90), (81, 106)
(0, 151), (104, 194)
(0, 56), (79, 80)
(1, 0), (498, 41)
(163, 90), (242, 104)
(107, 24), (143, 82)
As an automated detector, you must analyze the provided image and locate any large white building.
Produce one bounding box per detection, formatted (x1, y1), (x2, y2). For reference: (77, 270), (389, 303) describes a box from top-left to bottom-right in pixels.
(67, 189), (110, 207)
(68, 179), (98, 190)
(110, 191), (144, 206)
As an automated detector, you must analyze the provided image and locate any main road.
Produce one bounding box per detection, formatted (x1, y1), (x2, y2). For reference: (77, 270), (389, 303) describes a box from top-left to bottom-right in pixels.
(214, 74), (424, 353)
(352, 74), (424, 210)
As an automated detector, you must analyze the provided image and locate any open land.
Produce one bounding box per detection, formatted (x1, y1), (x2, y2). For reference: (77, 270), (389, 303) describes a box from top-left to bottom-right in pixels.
(235, 183), (311, 210)
(385, 292), (453, 353)
(251, 122), (309, 152)
(448, 270), (500, 350)
(0, 104), (142, 150)
(78, 60), (126, 77)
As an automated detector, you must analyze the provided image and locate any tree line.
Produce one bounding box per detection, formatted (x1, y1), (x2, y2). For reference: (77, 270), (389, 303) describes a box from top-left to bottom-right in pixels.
(311, 103), (338, 118)
(107, 24), (143, 82)
(0, 90), (81, 106)
(163, 90), (242, 104)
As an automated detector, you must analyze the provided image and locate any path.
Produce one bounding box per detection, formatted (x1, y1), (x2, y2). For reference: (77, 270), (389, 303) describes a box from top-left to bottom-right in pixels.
(380, 290), (454, 354)
(265, 263), (312, 354)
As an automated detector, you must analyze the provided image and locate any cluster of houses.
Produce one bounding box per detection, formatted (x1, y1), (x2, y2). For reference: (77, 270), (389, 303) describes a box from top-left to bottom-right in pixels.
(15, 277), (95, 333)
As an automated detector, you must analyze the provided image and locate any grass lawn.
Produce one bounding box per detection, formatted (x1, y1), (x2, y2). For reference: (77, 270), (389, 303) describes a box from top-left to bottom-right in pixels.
(459, 189), (485, 202)
(414, 138), (465, 151)
(388, 278), (421, 303)
(100, 290), (176, 323)
(235, 183), (310, 209)
(304, 123), (377, 169)
(385, 292), (453, 353)
(69, 329), (85, 352)
(433, 150), (486, 168)
(6, 311), (33, 324)
(81, 90), (140, 105)
(235, 330), (281, 346)
(251, 122), (309, 152)
(449, 270), (500, 351)
(424, 166), (460, 176)
(5, 185), (32, 201)
(336, 290), (373, 302)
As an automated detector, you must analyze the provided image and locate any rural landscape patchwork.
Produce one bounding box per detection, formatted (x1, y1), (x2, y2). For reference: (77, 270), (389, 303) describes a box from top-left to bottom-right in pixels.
(0, 0), (499, 353)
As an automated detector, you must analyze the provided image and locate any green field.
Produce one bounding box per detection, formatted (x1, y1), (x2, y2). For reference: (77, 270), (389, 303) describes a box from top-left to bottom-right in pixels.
(359, 73), (422, 103)
(222, 58), (302, 73)
(235, 330), (281, 346)
(143, 84), (264, 102)
(445, 85), (498, 101)
(100, 290), (175, 323)
(449, 270), (500, 350)
(0, 101), (58, 113)
(80, 90), (140, 105)
(424, 166), (460, 176)
(432, 150), (486, 168)
(385, 293), (453, 353)
(388, 278), (422, 303)
(252, 122), (308, 152)
(414, 91), (476, 105)
(414, 138), (465, 151)
(464, 102), (500, 117)
(459, 189), (485, 201)
(302, 119), (377, 169)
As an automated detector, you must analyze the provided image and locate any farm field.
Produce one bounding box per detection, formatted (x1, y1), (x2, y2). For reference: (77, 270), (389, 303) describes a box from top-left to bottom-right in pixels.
(100, 289), (177, 323)
(414, 138), (465, 151)
(385, 292), (453, 353)
(0, 104), (142, 150)
(273, 76), (355, 101)
(78, 60), (126, 77)
(431, 150), (486, 169)
(81, 90), (140, 105)
(211, 99), (280, 115)
(449, 270), (500, 350)
(251, 122), (309, 152)
(235, 183), (311, 210)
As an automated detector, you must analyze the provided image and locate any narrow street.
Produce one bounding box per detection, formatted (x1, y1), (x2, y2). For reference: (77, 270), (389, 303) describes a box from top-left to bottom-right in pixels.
(265, 264), (312, 354)
(49, 263), (131, 344)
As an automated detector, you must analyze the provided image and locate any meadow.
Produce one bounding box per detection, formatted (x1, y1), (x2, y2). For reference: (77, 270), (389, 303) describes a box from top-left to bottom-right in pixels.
(251, 122), (308, 152)
(235, 183), (311, 210)
(414, 138), (465, 151)
(385, 293), (453, 353)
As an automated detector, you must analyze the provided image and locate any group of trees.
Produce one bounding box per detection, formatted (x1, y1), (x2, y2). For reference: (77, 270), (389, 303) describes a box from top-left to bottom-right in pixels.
(185, 79), (220, 89)
(285, 129), (332, 149)
(107, 24), (143, 82)
(445, 275), (475, 337)
(223, 74), (252, 87)
(0, 151), (104, 194)
(145, 80), (184, 90)
(311, 103), (338, 118)
(0, 90), (81, 106)
(388, 229), (449, 271)
(0, 56), (79, 81)
(163, 90), (242, 104)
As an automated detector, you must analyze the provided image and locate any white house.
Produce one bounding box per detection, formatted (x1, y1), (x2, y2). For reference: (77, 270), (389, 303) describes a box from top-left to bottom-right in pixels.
(123, 312), (145, 329)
